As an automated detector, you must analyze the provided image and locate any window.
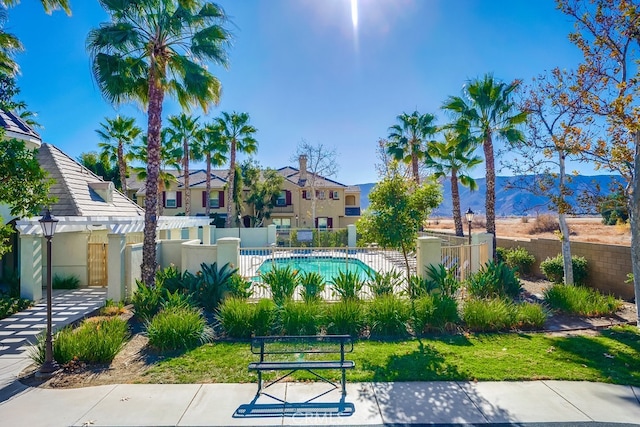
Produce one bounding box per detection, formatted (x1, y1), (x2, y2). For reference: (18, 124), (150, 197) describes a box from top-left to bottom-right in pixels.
(276, 191), (287, 206)
(165, 191), (177, 208)
(273, 218), (291, 229)
(332, 191), (339, 200)
(209, 195), (220, 208)
(317, 217), (328, 229)
(317, 190), (325, 200)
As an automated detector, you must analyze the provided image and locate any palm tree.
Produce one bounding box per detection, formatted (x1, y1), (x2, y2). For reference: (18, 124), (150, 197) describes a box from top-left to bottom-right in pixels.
(425, 131), (482, 237)
(1, 0), (71, 14)
(87, 0), (230, 286)
(387, 111), (438, 184)
(198, 122), (228, 215)
(132, 129), (182, 216)
(0, 10), (22, 77)
(167, 113), (201, 216)
(96, 116), (142, 196)
(442, 74), (527, 257)
(215, 112), (258, 228)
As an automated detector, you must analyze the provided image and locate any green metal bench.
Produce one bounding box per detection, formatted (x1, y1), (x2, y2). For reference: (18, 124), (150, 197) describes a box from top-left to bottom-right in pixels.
(248, 335), (355, 395)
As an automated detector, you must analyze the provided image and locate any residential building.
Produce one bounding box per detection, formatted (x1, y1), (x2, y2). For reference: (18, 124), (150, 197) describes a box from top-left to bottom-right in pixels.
(130, 156), (361, 228)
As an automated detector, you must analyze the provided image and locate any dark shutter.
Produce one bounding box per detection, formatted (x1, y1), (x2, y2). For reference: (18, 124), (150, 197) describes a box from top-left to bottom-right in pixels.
(176, 191), (182, 208)
(285, 190), (292, 205)
(302, 190), (307, 199)
(329, 191), (334, 199)
(314, 218), (318, 228)
(202, 191), (207, 208)
(162, 191), (166, 208)
(327, 218), (333, 228)
(218, 191), (224, 208)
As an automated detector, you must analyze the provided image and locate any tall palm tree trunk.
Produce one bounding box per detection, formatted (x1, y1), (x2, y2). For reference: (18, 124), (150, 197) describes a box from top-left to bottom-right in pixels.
(183, 137), (190, 215)
(451, 170), (464, 237)
(142, 74), (163, 287)
(225, 139), (236, 228)
(411, 151), (420, 184)
(205, 153), (212, 216)
(117, 141), (127, 195)
(483, 133), (497, 260)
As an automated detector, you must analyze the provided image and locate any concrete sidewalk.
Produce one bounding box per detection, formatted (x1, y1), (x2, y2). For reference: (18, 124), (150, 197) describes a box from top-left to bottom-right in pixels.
(0, 379), (638, 426)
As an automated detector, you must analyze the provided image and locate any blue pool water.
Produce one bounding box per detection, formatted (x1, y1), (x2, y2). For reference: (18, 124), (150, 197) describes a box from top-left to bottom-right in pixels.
(254, 256), (373, 282)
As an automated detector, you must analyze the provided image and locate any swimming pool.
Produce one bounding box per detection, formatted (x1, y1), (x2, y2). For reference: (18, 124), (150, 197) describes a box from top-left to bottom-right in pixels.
(254, 256), (373, 282)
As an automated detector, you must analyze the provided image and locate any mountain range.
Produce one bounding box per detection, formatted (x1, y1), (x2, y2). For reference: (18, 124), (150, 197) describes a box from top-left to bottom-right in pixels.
(357, 175), (624, 217)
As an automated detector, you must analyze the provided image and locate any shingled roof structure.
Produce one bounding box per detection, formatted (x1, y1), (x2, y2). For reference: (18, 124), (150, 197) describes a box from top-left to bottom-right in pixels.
(37, 144), (143, 217)
(0, 109), (41, 147)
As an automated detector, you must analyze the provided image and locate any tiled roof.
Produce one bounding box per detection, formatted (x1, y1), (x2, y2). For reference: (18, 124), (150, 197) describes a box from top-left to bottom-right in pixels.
(37, 144), (143, 217)
(0, 109), (40, 141)
(276, 167), (347, 188)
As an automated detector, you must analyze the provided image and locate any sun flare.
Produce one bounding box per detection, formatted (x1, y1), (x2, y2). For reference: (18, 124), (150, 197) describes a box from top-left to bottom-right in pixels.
(351, 0), (359, 29)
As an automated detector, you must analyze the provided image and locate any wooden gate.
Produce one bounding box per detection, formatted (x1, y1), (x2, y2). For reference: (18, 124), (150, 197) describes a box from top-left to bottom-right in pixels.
(88, 243), (107, 286)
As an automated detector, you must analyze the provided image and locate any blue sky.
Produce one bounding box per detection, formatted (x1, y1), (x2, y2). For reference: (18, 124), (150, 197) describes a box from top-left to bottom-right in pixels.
(7, 0), (586, 185)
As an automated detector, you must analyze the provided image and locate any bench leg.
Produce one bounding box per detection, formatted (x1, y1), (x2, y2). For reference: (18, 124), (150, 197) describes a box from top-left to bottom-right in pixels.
(257, 371), (262, 395)
(341, 369), (346, 395)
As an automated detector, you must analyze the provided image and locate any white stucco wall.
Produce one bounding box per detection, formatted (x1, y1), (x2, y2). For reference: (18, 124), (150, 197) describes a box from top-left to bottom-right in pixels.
(125, 243), (143, 298)
(181, 240), (217, 274)
(49, 231), (90, 286)
(160, 239), (189, 270)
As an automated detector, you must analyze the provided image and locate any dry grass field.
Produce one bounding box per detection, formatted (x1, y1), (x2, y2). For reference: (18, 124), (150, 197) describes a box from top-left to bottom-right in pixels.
(426, 215), (631, 246)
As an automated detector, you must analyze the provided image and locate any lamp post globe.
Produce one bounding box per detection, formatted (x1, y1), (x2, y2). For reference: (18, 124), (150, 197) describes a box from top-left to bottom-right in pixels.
(37, 208), (59, 377)
(465, 208), (474, 245)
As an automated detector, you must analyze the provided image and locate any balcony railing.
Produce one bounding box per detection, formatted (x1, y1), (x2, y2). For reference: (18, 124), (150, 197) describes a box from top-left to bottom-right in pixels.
(271, 205), (294, 213)
(345, 207), (361, 216)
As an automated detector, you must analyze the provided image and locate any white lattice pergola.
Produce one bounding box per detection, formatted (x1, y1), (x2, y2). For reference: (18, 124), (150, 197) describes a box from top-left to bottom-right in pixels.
(16, 216), (211, 235)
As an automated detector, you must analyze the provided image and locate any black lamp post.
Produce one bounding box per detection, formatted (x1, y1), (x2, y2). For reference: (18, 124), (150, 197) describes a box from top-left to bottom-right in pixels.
(465, 208), (474, 245)
(38, 208), (59, 376)
(237, 214), (242, 239)
(295, 215), (299, 228)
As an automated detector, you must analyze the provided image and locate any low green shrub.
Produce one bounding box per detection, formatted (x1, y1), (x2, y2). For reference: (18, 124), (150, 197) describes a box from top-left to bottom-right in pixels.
(410, 295), (459, 334)
(366, 270), (404, 298)
(424, 264), (460, 298)
(261, 265), (298, 306)
(540, 255), (589, 285)
(216, 297), (255, 338)
(131, 281), (165, 322)
(405, 275), (438, 299)
(298, 271), (325, 303)
(0, 296), (32, 320)
(543, 284), (622, 317)
(466, 261), (522, 299)
(146, 306), (212, 352)
(280, 301), (323, 335)
(161, 289), (195, 311)
(330, 271), (365, 301)
(52, 274), (80, 290)
(155, 265), (195, 294)
(325, 299), (365, 337)
(462, 298), (546, 332)
(501, 247), (535, 276)
(367, 295), (410, 338)
(100, 299), (126, 317)
(30, 316), (129, 365)
(253, 298), (277, 336)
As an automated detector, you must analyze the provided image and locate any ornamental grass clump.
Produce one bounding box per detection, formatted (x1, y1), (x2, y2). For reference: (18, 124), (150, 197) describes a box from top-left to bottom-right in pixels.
(280, 301), (324, 335)
(216, 297), (256, 338)
(146, 306), (212, 353)
(52, 274), (80, 290)
(410, 294), (459, 334)
(366, 270), (404, 298)
(367, 295), (410, 338)
(462, 298), (546, 332)
(298, 271), (325, 303)
(30, 316), (129, 365)
(331, 271), (365, 301)
(543, 284), (622, 317)
(325, 299), (365, 337)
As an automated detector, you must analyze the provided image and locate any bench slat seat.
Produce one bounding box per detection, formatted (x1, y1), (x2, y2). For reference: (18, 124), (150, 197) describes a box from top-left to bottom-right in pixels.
(249, 361), (355, 371)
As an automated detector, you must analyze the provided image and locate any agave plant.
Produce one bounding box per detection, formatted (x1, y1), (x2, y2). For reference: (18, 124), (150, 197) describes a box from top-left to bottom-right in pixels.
(189, 262), (238, 311)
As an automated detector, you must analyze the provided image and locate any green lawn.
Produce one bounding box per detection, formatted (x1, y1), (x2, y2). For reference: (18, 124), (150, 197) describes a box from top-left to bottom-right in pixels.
(142, 326), (640, 386)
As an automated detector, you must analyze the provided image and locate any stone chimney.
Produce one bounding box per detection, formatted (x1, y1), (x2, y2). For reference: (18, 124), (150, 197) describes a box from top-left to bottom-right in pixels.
(299, 155), (308, 181)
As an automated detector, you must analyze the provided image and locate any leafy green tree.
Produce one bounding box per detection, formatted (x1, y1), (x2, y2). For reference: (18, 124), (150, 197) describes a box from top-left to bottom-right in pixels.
(0, 73), (40, 128)
(424, 131), (481, 237)
(442, 74), (527, 259)
(557, 0), (640, 326)
(197, 122), (228, 215)
(215, 111), (258, 227)
(357, 169), (442, 280)
(96, 116), (142, 196)
(241, 160), (284, 227)
(78, 151), (120, 186)
(387, 111), (438, 184)
(87, 0), (230, 286)
(0, 136), (54, 255)
(167, 113), (201, 216)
